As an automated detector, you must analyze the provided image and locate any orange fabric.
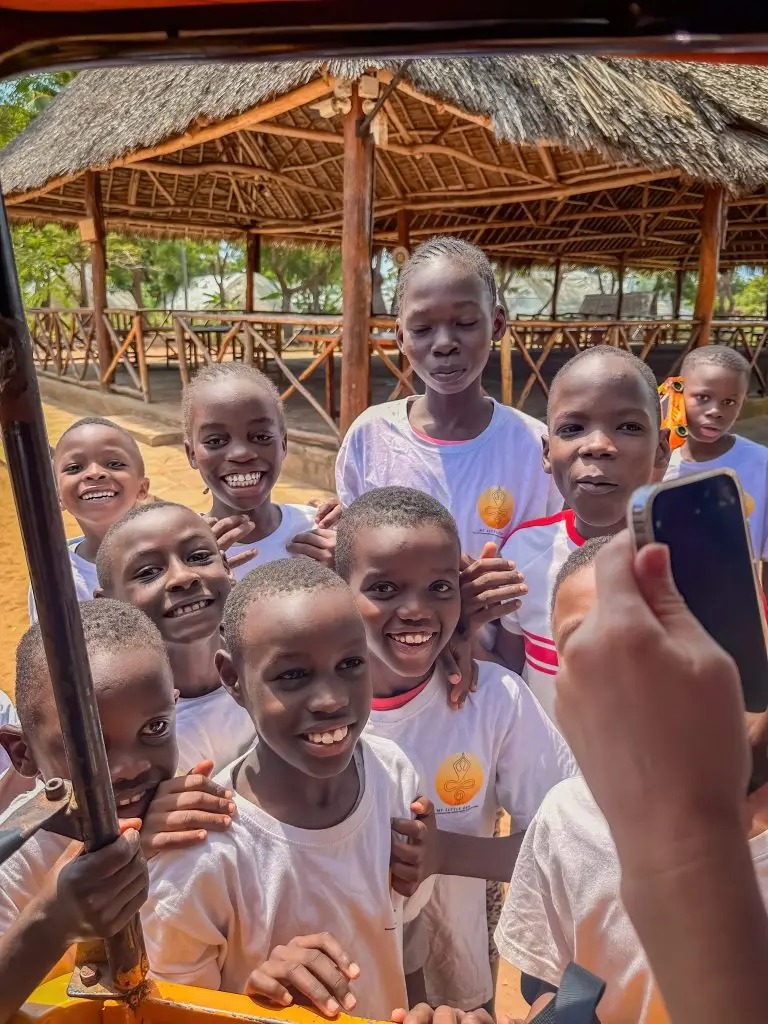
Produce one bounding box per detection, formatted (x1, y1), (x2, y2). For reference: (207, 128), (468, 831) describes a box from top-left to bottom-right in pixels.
(659, 376), (688, 450)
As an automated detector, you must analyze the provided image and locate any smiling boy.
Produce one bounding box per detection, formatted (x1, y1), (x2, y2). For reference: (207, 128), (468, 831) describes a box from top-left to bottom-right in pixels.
(142, 557), (433, 1018)
(665, 346), (768, 583)
(95, 501), (256, 773)
(336, 487), (575, 1012)
(28, 417), (149, 620)
(494, 346), (670, 720)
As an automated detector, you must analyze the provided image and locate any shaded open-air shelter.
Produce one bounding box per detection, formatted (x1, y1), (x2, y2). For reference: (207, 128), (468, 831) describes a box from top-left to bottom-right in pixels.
(4, 55), (768, 439)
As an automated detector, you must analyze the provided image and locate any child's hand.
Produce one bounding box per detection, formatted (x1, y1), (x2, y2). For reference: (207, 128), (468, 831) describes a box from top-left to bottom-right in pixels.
(438, 628), (477, 710)
(43, 822), (148, 945)
(392, 1007), (496, 1024)
(245, 933), (360, 1018)
(309, 496), (342, 529)
(460, 542), (527, 631)
(203, 513), (258, 570)
(287, 528), (336, 566)
(391, 797), (439, 897)
(139, 760), (236, 858)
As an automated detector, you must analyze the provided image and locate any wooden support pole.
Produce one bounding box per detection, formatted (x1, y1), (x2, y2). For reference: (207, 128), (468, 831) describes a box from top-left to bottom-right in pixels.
(551, 259), (562, 319)
(245, 234), (261, 313)
(84, 170), (111, 388)
(340, 86), (375, 435)
(616, 258), (625, 320)
(673, 268), (684, 319)
(694, 186), (728, 346)
(397, 209), (411, 251)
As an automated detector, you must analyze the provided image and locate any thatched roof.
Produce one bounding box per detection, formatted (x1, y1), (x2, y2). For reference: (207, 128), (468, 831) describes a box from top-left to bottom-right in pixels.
(4, 56), (768, 268)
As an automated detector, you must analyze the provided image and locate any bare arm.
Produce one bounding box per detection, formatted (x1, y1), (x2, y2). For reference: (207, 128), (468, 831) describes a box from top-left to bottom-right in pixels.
(436, 830), (524, 884)
(494, 628), (526, 674)
(0, 895), (71, 1023)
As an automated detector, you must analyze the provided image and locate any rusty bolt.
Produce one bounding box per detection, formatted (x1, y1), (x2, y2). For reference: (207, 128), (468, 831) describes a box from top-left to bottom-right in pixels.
(79, 964), (101, 987)
(44, 778), (66, 801)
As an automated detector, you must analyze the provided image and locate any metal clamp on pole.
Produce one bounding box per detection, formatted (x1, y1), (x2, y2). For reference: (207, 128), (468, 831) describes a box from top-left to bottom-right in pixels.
(0, 778), (75, 866)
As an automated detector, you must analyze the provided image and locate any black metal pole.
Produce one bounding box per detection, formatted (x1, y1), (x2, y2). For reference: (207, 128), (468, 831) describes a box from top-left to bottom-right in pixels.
(0, 191), (146, 992)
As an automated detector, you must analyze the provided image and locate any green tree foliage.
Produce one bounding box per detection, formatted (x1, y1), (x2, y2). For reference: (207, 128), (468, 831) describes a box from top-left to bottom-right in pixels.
(261, 243), (342, 313)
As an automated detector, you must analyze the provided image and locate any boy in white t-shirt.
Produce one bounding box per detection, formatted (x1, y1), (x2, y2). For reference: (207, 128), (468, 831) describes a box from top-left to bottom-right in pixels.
(183, 362), (335, 577)
(495, 346), (670, 720)
(0, 599), (235, 1017)
(664, 346), (768, 586)
(496, 536), (768, 1023)
(335, 486), (576, 1012)
(95, 500), (256, 774)
(336, 236), (561, 558)
(142, 558), (434, 1019)
(28, 416), (150, 622)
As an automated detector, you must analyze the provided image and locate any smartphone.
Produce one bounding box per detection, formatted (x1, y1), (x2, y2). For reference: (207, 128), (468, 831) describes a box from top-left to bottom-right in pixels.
(629, 469), (768, 714)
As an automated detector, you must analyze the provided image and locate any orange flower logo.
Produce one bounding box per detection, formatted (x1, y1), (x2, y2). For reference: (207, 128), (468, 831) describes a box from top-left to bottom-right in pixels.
(477, 486), (514, 530)
(435, 752), (484, 806)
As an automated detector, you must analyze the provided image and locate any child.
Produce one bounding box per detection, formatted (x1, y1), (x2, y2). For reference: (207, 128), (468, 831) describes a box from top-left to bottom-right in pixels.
(0, 598), (235, 1018)
(142, 558), (434, 1019)
(336, 236), (561, 558)
(95, 500), (256, 773)
(495, 535), (768, 1023)
(495, 345), (670, 721)
(28, 416), (149, 620)
(183, 363), (335, 576)
(335, 486), (576, 1012)
(664, 346), (768, 579)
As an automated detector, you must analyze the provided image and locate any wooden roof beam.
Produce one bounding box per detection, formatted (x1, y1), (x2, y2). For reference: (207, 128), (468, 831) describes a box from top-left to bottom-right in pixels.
(377, 70), (493, 131)
(4, 77), (333, 206)
(130, 158), (341, 201)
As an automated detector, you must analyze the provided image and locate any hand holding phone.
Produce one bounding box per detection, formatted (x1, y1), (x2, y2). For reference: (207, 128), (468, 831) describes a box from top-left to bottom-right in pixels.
(629, 469), (768, 713)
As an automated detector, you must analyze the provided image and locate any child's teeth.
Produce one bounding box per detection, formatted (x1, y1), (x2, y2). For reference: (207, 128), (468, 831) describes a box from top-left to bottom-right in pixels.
(225, 472), (263, 488)
(392, 632), (433, 646)
(82, 490), (117, 501)
(171, 600), (209, 618)
(307, 725), (349, 745)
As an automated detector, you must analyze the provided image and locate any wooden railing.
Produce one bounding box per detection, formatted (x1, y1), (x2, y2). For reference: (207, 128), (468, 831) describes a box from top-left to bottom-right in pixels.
(25, 309), (768, 428)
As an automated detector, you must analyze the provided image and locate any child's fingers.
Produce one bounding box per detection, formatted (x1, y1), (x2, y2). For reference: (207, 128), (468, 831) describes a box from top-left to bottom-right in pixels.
(84, 829), (143, 880)
(479, 541), (499, 560)
(154, 807), (233, 832)
(272, 961), (345, 1017)
(188, 760), (215, 778)
(227, 548), (258, 569)
(142, 828), (210, 855)
(410, 796), (433, 817)
(162, 772), (232, 799)
(245, 967), (293, 1006)
(294, 933), (358, 978)
(390, 838), (421, 866)
(391, 816), (428, 842)
(117, 817), (142, 834)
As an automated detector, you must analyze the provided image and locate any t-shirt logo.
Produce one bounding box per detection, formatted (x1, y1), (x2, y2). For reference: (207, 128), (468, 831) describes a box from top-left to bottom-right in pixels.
(745, 492), (755, 517)
(477, 486), (514, 530)
(435, 752), (483, 806)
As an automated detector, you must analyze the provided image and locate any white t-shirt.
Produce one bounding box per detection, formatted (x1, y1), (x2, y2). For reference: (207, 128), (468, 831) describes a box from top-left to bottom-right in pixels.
(28, 538), (96, 624)
(366, 662), (576, 1009)
(227, 504), (318, 581)
(0, 781), (73, 937)
(175, 687), (256, 775)
(664, 435), (768, 560)
(499, 511), (585, 721)
(336, 399), (561, 558)
(143, 734), (434, 1017)
(496, 776), (768, 1024)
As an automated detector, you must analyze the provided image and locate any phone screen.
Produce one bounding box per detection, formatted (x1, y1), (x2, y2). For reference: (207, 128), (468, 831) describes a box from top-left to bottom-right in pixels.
(649, 473), (768, 713)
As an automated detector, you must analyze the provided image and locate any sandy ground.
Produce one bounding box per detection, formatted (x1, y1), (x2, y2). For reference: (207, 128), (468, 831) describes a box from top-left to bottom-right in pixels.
(0, 401), (529, 1018)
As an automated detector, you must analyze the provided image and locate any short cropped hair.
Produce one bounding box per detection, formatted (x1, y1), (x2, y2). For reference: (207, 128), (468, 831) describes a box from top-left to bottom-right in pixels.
(335, 486), (460, 581)
(55, 416), (145, 476)
(181, 362), (285, 439)
(550, 534), (613, 619)
(548, 346), (661, 428)
(96, 499), (193, 589)
(222, 557), (349, 659)
(15, 598), (169, 731)
(396, 235), (497, 314)
(682, 345), (751, 384)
